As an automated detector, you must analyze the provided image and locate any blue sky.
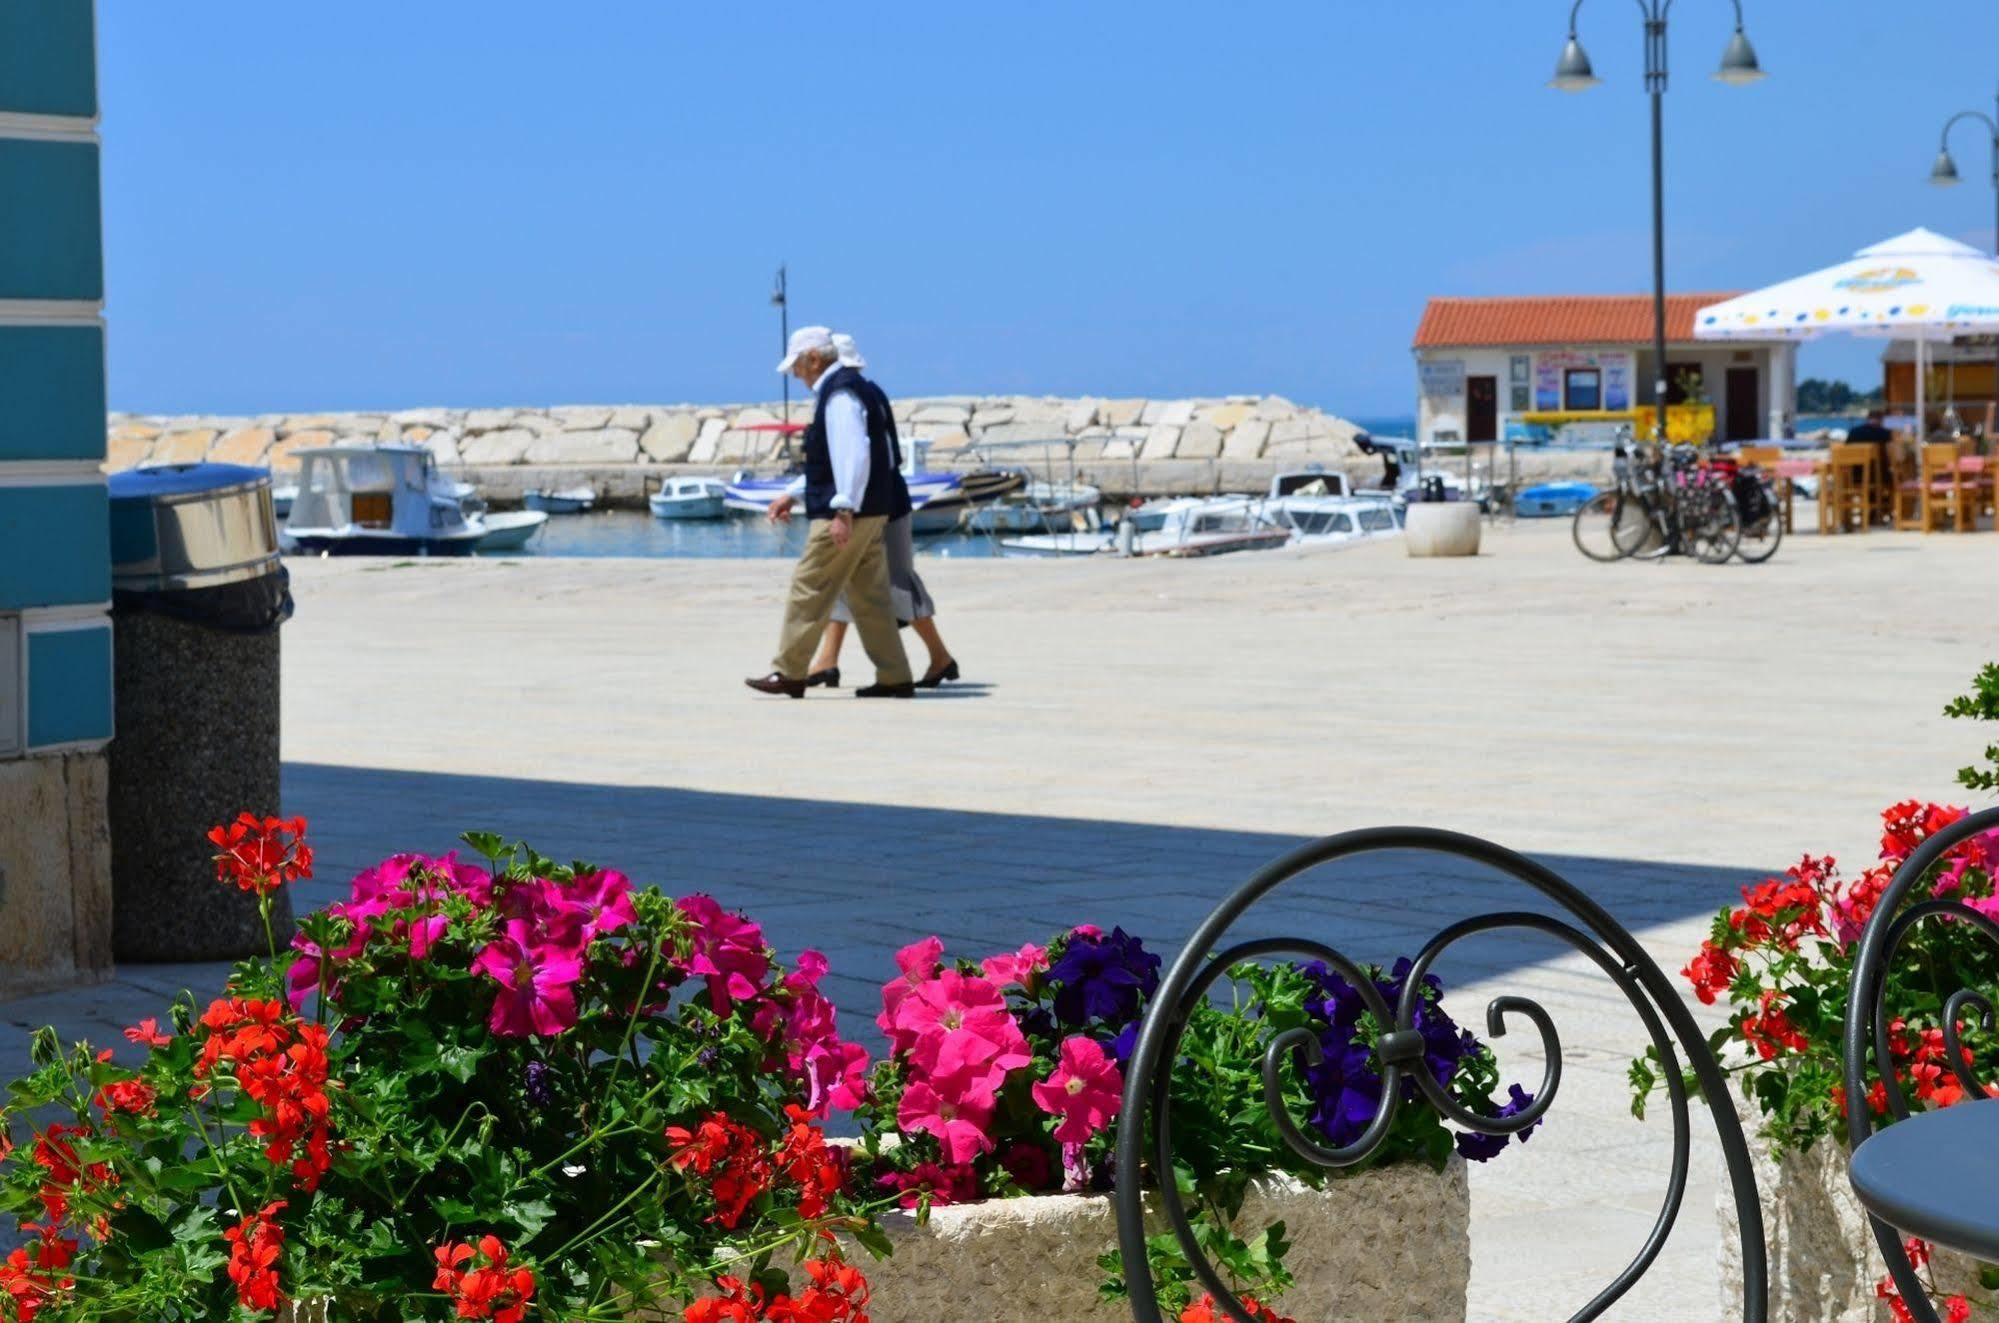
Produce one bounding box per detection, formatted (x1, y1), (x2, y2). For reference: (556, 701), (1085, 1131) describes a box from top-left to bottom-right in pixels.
(98, 1), (1999, 417)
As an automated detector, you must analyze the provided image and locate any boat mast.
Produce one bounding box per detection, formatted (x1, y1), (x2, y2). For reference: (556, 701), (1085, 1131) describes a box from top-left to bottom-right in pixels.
(772, 264), (791, 460)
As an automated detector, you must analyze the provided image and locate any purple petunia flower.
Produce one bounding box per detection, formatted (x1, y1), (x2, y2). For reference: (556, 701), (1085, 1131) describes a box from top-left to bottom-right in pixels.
(1046, 927), (1161, 1028)
(1455, 1084), (1541, 1162)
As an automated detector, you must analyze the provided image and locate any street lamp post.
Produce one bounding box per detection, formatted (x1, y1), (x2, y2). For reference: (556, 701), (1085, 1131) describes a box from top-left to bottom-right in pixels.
(1551, 0), (1766, 441)
(1929, 94), (1999, 422)
(772, 263), (791, 455)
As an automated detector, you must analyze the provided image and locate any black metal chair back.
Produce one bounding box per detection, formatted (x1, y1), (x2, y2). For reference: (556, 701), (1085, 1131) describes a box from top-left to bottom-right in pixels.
(1843, 804), (1999, 1323)
(1113, 826), (1768, 1323)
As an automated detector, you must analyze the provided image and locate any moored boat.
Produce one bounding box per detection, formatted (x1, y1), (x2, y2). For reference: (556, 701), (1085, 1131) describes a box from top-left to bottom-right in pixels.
(474, 510), (549, 552)
(283, 444), (490, 556)
(523, 486), (597, 515)
(650, 477), (730, 520)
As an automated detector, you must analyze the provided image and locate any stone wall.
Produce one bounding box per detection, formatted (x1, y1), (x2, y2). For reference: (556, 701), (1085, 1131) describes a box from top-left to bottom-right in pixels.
(105, 395), (1370, 475)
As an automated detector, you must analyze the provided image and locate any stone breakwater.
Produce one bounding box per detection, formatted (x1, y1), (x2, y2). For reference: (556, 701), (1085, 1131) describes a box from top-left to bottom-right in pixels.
(106, 396), (1615, 502)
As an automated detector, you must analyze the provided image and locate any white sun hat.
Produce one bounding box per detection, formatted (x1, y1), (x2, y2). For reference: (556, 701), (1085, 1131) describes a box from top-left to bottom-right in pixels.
(775, 325), (835, 373)
(832, 332), (867, 369)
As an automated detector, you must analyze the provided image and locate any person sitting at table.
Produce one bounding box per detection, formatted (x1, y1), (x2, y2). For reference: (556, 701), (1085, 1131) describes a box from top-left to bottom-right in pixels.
(1846, 410), (1896, 522)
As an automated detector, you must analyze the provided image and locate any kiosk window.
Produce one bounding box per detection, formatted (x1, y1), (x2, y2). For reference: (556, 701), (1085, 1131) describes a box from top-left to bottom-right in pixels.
(1565, 369), (1603, 411)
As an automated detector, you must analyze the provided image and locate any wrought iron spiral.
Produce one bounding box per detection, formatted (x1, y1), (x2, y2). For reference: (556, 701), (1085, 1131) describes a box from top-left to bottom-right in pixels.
(1844, 805), (1999, 1323)
(1114, 826), (1768, 1323)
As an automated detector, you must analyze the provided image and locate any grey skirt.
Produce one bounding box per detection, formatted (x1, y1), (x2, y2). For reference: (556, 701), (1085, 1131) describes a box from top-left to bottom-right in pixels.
(835, 513), (935, 626)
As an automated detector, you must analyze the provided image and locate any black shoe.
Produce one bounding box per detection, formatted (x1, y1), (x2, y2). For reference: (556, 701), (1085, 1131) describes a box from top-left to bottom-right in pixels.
(745, 672), (807, 699)
(854, 681), (916, 699)
(806, 666), (841, 689)
(915, 659), (960, 690)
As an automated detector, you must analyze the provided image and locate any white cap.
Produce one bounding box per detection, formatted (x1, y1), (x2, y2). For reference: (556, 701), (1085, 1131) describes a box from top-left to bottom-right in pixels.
(832, 332), (866, 369)
(776, 325), (834, 373)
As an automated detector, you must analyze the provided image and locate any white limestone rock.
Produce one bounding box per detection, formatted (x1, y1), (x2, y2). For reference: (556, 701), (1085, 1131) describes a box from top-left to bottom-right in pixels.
(1140, 423), (1182, 460)
(974, 421), (1070, 449)
(419, 429), (463, 467)
(459, 428), (537, 465)
(1255, 394), (1300, 420)
(608, 406), (652, 432)
(524, 427), (640, 465)
(1176, 420), (1224, 459)
(1224, 418), (1271, 459)
(462, 409), (521, 434)
(687, 417), (727, 463)
(391, 408), (456, 429)
(912, 404), (972, 425)
(1100, 398), (1146, 427)
(639, 414), (700, 462)
(971, 406), (1016, 429)
(1065, 399), (1100, 433)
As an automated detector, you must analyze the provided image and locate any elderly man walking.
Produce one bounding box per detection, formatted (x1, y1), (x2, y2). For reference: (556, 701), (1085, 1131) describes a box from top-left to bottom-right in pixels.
(745, 326), (915, 699)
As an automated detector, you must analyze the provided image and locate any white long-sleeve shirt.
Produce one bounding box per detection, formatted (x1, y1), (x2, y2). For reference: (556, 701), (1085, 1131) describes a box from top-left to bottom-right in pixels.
(816, 373), (870, 513)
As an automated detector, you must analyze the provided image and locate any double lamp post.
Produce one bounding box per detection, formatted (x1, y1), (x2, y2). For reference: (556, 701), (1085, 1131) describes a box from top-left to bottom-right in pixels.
(1550, 1), (1766, 439)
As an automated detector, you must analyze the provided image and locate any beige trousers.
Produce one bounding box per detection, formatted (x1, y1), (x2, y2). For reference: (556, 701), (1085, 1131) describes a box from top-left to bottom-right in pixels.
(772, 516), (913, 685)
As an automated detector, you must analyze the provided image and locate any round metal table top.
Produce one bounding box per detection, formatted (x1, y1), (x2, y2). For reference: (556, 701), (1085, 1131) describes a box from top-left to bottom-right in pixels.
(1849, 1100), (1999, 1261)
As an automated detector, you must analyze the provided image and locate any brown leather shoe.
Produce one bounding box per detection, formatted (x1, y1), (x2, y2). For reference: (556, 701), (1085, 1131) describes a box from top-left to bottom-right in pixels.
(854, 681), (916, 699)
(745, 672), (807, 699)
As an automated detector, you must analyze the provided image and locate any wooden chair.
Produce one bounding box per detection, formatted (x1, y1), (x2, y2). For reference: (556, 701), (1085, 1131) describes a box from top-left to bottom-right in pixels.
(1899, 443), (1964, 532)
(1952, 455), (1991, 531)
(1825, 443), (1879, 534)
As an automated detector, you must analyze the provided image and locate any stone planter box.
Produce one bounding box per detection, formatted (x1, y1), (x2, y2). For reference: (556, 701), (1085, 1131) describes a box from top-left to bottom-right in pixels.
(860, 1157), (1469, 1323)
(1719, 1134), (1983, 1322)
(281, 1158), (1467, 1320)
(1404, 502), (1482, 557)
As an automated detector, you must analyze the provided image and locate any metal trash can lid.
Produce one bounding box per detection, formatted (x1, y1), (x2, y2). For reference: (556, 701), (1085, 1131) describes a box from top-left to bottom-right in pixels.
(108, 462), (281, 592)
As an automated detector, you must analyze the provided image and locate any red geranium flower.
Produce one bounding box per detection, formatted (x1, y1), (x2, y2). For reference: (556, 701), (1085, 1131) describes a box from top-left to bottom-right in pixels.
(208, 813), (313, 896)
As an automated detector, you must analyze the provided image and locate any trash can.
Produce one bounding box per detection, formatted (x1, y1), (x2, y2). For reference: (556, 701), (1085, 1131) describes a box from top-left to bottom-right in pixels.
(106, 463), (295, 961)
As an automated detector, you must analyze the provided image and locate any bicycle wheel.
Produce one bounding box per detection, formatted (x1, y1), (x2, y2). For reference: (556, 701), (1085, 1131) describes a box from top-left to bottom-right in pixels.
(1573, 491), (1640, 561)
(1611, 493), (1670, 560)
(1734, 487), (1783, 564)
(1685, 486), (1742, 564)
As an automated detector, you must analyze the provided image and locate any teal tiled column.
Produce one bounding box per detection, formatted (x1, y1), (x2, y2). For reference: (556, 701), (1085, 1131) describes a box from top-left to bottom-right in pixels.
(0, 0), (113, 991)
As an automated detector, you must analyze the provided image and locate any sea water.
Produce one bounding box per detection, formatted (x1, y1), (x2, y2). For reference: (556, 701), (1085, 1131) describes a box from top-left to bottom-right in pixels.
(493, 512), (1003, 559)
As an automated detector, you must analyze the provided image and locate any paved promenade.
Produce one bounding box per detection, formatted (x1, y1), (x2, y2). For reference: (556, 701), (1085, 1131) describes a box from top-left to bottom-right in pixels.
(5, 518), (1989, 1319)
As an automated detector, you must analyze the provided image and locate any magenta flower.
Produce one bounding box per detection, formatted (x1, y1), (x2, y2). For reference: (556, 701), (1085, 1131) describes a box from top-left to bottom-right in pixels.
(981, 942), (1049, 991)
(563, 870), (637, 940)
(877, 936), (945, 1040)
(1032, 1035), (1124, 1144)
(897, 1070), (1000, 1164)
(677, 894), (771, 1017)
(893, 971), (1031, 1079)
(472, 920), (585, 1036)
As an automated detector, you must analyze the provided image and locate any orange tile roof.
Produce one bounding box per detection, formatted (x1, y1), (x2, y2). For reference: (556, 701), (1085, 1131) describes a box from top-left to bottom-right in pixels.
(1412, 294), (1743, 349)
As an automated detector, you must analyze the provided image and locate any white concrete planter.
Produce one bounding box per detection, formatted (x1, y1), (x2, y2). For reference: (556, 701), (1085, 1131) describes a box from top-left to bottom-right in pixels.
(860, 1158), (1470, 1323)
(1718, 1134), (1983, 1322)
(1403, 502), (1482, 557)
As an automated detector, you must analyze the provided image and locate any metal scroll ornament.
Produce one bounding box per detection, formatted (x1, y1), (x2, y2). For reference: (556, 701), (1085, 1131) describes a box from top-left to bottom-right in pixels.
(1844, 804), (1999, 1323)
(1113, 826), (1768, 1323)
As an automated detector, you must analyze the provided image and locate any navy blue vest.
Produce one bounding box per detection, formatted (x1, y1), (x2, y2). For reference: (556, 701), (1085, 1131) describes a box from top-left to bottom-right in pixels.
(802, 366), (912, 520)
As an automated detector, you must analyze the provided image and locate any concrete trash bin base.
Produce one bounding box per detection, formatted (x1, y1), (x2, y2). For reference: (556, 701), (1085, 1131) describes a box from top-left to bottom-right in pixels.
(1404, 501), (1483, 557)
(106, 463), (294, 961)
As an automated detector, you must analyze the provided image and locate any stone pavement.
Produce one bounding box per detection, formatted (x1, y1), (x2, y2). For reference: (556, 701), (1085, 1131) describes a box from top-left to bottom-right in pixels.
(5, 517), (1990, 1320)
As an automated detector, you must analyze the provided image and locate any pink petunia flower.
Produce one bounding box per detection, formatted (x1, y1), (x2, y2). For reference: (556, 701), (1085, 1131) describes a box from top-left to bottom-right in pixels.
(677, 894), (771, 1017)
(878, 936), (946, 1039)
(981, 943), (1049, 991)
(893, 971), (1031, 1078)
(1032, 1035), (1124, 1144)
(897, 1071), (1000, 1164)
(472, 920), (585, 1036)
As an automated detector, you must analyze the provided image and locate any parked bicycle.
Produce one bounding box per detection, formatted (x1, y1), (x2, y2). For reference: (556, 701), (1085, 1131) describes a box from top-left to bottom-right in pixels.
(1572, 431), (1741, 564)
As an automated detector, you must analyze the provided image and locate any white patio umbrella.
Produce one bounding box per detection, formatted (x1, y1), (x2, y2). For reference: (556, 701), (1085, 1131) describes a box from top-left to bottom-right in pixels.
(1695, 227), (1999, 434)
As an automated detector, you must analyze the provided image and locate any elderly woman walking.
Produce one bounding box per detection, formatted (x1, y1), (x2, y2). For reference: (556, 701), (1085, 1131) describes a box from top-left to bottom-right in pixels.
(801, 334), (960, 690)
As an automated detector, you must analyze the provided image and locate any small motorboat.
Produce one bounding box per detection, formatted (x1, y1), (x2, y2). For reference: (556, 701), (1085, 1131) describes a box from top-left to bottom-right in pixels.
(283, 444), (490, 556)
(1514, 481), (1599, 518)
(523, 485), (596, 515)
(721, 470), (961, 516)
(475, 510), (548, 552)
(1000, 530), (1116, 557)
(1002, 496), (1289, 558)
(964, 480), (1103, 533)
(650, 476), (730, 520)
(905, 468), (1028, 534)
(1266, 494), (1404, 545)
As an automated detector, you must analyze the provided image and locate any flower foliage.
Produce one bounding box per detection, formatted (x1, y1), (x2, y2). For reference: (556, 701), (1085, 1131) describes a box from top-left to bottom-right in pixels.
(0, 821), (885, 1320)
(1634, 800), (1999, 1321)
(855, 926), (1535, 1317)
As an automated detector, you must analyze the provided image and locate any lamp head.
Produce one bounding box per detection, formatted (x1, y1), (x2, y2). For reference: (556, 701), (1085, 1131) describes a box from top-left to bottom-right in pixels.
(1549, 36), (1600, 93)
(1930, 149), (1964, 187)
(1713, 27), (1766, 85)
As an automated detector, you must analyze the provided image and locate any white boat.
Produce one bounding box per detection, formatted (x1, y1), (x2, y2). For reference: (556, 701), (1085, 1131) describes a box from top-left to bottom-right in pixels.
(1002, 496), (1289, 559)
(271, 483), (297, 518)
(964, 480), (1104, 533)
(1266, 494), (1404, 546)
(721, 470), (961, 516)
(650, 476), (730, 520)
(283, 444), (492, 556)
(523, 485), (596, 515)
(475, 509), (549, 552)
